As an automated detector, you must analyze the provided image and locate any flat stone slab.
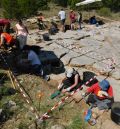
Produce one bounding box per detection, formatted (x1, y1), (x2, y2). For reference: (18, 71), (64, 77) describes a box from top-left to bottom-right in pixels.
(70, 55), (95, 67)
(93, 34), (105, 41)
(111, 68), (120, 80)
(79, 38), (102, 49)
(61, 51), (81, 65)
(107, 77), (120, 101)
(48, 43), (62, 50)
(55, 39), (75, 48)
(86, 51), (105, 61)
(95, 47), (115, 59)
(53, 47), (69, 58)
(93, 57), (117, 73)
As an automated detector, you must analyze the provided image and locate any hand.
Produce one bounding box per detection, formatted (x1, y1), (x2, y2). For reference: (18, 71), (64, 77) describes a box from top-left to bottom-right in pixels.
(58, 83), (63, 89)
(98, 91), (108, 97)
(62, 89), (67, 93)
(101, 91), (108, 97)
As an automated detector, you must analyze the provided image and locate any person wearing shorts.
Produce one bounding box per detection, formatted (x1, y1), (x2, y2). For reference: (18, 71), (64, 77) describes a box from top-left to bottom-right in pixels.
(58, 9), (66, 32)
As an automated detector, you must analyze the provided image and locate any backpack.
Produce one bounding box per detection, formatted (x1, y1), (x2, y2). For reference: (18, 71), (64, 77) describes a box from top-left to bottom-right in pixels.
(43, 33), (50, 41)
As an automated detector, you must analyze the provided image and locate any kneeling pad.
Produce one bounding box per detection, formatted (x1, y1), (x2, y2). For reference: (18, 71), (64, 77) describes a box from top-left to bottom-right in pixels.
(50, 90), (61, 99)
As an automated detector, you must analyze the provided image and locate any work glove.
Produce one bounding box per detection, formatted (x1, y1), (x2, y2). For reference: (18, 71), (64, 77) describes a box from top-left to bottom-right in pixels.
(97, 91), (108, 97)
(66, 87), (71, 92)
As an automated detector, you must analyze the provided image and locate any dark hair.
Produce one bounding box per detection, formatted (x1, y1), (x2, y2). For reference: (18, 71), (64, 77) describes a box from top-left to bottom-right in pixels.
(40, 13), (43, 16)
(17, 19), (22, 25)
(22, 45), (31, 51)
(78, 12), (82, 15)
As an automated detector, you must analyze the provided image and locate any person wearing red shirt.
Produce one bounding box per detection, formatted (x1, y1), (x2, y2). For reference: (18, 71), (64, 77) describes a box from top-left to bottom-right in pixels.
(37, 13), (47, 30)
(85, 79), (114, 110)
(0, 19), (11, 34)
(69, 10), (76, 30)
(0, 32), (16, 49)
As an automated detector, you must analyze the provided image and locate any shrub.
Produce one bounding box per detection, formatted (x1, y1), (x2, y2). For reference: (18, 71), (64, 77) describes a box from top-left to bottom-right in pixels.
(1, 0), (49, 18)
(98, 7), (111, 17)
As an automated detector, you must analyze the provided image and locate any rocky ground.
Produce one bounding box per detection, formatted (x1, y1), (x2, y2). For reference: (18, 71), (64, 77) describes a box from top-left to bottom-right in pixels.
(28, 21), (120, 101)
(1, 21), (120, 129)
(27, 21), (120, 129)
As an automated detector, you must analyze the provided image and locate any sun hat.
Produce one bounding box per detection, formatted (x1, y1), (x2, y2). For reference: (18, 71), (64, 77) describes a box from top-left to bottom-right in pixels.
(66, 67), (74, 78)
(99, 80), (110, 91)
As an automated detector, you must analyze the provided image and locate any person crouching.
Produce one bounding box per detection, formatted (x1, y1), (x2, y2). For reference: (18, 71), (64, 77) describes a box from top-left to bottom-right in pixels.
(22, 46), (50, 81)
(85, 79), (114, 110)
(58, 67), (82, 93)
(0, 32), (17, 50)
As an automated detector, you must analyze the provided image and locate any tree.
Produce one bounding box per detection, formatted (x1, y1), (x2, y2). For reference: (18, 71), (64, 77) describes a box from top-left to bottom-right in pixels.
(68, 0), (80, 9)
(1, 0), (21, 18)
(36, 0), (48, 10)
(102, 0), (120, 11)
(1, 0), (49, 19)
(53, 0), (68, 7)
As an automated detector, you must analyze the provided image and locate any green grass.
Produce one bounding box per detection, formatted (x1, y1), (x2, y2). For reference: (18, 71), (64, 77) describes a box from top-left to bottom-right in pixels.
(67, 115), (86, 129)
(18, 122), (28, 129)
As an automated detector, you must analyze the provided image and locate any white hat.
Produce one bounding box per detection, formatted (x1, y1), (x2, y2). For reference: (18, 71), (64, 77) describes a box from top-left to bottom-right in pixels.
(66, 67), (74, 78)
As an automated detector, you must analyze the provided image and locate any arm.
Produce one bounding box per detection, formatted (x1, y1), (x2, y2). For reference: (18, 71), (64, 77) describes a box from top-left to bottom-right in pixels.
(15, 26), (18, 36)
(63, 74), (79, 92)
(0, 34), (4, 46)
(25, 26), (29, 34)
(106, 95), (113, 100)
(58, 12), (61, 19)
(105, 86), (114, 100)
(58, 77), (67, 90)
(84, 84), (96, 96)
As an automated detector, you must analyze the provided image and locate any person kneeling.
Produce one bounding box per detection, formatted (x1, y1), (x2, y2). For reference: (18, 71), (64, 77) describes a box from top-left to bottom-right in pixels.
(58, 67), (82, 93)
(23, 46), (50, 81)
(0, 32), (17, 50)
(85, 79), (114, 110)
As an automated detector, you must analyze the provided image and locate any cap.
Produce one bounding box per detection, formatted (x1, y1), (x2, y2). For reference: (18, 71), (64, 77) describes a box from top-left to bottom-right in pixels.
(66, 67), (74, 78)
(99, 80), (110, 91)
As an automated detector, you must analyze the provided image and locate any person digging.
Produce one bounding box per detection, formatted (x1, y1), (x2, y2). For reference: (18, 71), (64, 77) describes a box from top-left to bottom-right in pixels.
(83, 79), (114, 119)
(0, 32), (19, 50)
(21, 46), (50, 81)
(51, 67), (82, 99)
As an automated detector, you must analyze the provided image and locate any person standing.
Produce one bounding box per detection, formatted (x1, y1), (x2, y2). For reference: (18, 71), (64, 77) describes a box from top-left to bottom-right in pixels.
(78, 12), (82, 29)
(37, 13), (47, 30)
(58, 9), (66, 32)
(69, 10), (76, 30)
(15, 19), (29, 49)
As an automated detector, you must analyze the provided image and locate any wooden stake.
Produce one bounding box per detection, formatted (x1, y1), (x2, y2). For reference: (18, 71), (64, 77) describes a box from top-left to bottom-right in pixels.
(7, 70), (16, 89)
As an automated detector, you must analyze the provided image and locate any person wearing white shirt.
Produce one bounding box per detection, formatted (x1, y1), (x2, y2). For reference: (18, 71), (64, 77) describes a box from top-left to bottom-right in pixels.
(58, 9), (66, 32)
(15, 19), (29, 49)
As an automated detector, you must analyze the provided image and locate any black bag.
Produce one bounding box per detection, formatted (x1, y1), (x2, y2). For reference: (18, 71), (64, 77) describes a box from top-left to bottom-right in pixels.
(65, 25), (70, 32)
(83, 71), (98, 87)
(49, 27), (57, 35)
(43, 33), (50, 41)
(111, 102), (120, 125)
(29, 45), (41, 55)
